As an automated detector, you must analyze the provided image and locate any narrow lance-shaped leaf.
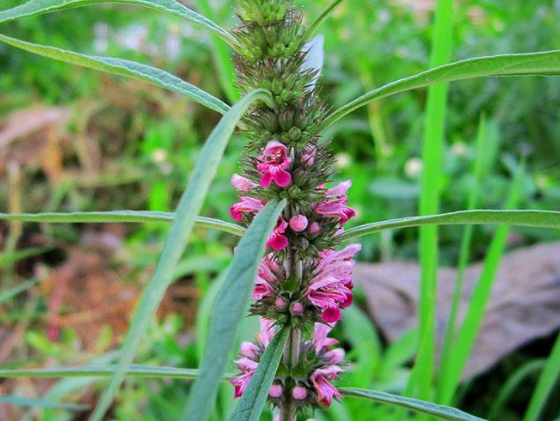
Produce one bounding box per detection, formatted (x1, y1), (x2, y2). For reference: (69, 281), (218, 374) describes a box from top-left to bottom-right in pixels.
(87, 89), (274, 421)
(340, 209), (560, 242)
(340, 388), (487, 421)
(0, 365), (224, 380)
(0, 34), (230, 115)
(181, 199), (287, 421)
(321, 50), (560, 130)
(229, 327), (289, 421)
(0, 0), (237, 47)
(305, 0), (345, 39)
(0, 212), (245, 237)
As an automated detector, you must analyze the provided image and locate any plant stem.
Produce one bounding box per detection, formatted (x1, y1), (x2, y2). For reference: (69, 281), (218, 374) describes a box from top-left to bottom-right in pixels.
(281, 327), (300, 421)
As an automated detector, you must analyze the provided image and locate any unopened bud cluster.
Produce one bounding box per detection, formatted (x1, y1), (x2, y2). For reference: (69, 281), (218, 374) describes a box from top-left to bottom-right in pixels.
(228, 0), (360, 416)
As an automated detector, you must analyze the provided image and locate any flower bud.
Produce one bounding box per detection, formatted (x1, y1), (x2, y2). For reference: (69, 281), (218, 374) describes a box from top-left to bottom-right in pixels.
(290, 301), (304, 316)
(310, 222), (321, 234)
(289, 215), (308, 232)
(292, 385), (308, 400)
(269, 383), (283, 399)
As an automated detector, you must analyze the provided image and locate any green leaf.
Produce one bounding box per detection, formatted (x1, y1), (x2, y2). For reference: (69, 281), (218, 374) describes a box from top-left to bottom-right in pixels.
(0, 278), (39, 305)
(88, 89), (273, 421)
(0, 395), (88, 411)
(0, 0), (236, 47)
(229, 327), (289, 421)
(322, 50), (560, 130)
(340, 388), (487, 421)
(0, 33), (230, 115)
(0, 365), (230, 380)
(523, 331), (560, 421)
(181, 199), (286, 421)
(305, 0), (345, 39)
(340, 209), (560, 241)
(0, 212), (245, 237)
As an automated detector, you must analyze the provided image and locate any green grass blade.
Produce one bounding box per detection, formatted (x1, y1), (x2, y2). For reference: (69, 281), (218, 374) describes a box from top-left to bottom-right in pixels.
(523, 332), (560, 421)
(0, 395), (88, 411)
(0, 246), (52, 268)
(488, 359), (546, 420)
(0, 33), (230, 115)
(411, 0), (453, 404)
(181, 199), (287, 421)
(438, 169), (523, 405)
(339, 210), (560, 241)
(0, 278), (39, 304)
(87, 89), (273, 421)
(0, 212), (245, 237)
(438, 116), (488, 400)
(195, 0), (240, 104)
(340, 388), (487, 421)
(0, 365), (232, 380)
(321, 50), (560, 131)
(229, 327), (289, 421)
(0, 0), (236, 46)
(305, 0), (345, 39)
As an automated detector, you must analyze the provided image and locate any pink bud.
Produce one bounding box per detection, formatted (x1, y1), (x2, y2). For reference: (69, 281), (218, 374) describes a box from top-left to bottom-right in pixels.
(290, 301), (304, 316)
(292, 385), (308, 400)
(231, 173), (257, 191)
(289, 214), (308, 232)
(275, 297), (286, 309)
(310, 222), (321, 234)
(269, 383), (283, 398)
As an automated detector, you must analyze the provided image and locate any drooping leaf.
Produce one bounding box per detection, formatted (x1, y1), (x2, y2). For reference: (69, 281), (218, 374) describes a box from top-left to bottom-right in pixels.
(340, 388), (487, 421)
(87, 89), (273, 421)
(305, 0), (345, 39)
(322, 50), (560, 130)
(0, 34), (230, 114)
(229, 327), (289, 421)
(181, 199), (286, 421)
(0, 0), (236, 46)
(0, 212), (244, 237)
(340, 209), (560, 241)
(0, 365), (223, 380)
(0, 395), (88, 411)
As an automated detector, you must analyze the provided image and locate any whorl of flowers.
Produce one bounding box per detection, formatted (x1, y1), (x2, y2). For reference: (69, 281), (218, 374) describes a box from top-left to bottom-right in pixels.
(228, 0), (360, 417)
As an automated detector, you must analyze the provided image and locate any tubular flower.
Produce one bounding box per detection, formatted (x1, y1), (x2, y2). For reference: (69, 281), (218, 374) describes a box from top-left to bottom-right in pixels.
(231, 318), (276, 398)
(257, 141), (292, 188)
(232, 173), (258, 191)
(266, 217), (289, 251)
(230, 196), (264, 222)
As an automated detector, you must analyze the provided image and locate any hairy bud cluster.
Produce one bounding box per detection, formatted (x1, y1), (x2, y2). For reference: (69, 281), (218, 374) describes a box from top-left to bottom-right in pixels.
(228, 0), (360, 417)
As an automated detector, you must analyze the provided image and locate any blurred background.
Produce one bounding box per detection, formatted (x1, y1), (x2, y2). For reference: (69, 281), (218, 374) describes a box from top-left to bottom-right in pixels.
(0, 0), (559, 420)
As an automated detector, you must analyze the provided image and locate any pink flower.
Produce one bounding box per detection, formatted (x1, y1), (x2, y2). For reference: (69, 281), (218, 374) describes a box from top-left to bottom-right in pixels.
(310, 366), (344, 406)
(257, 141), (292, 188)
(232, 318), (277, 398)
(326, 180), (352, 198)
(305, 244), (361, 322)
(316, 197), (356, 224)
(232, 173), (258, 191)
(252, 254), (280, 300)
(230, 196), (264, 222)
(312, 323), (339, 353)
(267, 217), (289, 251)
(289, 214), (308, 232)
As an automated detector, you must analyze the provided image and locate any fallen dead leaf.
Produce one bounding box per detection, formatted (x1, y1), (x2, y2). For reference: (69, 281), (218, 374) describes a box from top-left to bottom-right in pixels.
(354, 242), (560, 379)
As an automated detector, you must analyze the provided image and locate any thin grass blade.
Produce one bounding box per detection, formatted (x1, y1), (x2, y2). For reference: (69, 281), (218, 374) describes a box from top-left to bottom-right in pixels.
(0, 212), (244, 237)
(523, 332), (560, 421)
(340, 388), (487, 421)
(181, 199), (287, 421)
(439, 168), (523, 405)
(340, 210), (560, 241)
(0, 278), (39, 305)
(321, 50), (560, 131)
(0, 34), (230, 114)
(229, 327), (289, 421)
(87, 89), (273, 421)
(0, 0), (236, 46)
(305, 0), (345, 39)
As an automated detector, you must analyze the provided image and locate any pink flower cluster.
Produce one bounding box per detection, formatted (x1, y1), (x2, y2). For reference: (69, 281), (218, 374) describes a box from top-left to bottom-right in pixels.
(231, 320), (346, 407)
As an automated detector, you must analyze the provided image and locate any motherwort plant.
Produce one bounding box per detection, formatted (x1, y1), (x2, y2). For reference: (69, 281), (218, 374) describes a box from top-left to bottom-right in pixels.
(1, 0), (560, 420)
